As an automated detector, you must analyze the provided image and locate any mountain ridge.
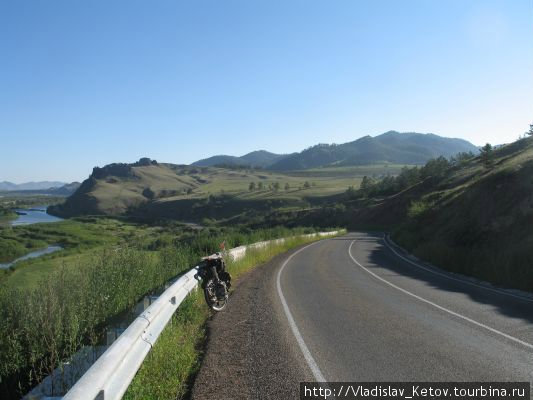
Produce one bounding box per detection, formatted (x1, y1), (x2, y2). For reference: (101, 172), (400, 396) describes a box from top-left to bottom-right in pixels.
(192, 150), (289, 168)
(0, 181), (67, 191)
(192, 131), (479, 170)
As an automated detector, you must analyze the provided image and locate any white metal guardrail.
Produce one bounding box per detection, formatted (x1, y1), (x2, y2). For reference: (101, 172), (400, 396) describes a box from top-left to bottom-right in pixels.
(62, 231), (339, 400)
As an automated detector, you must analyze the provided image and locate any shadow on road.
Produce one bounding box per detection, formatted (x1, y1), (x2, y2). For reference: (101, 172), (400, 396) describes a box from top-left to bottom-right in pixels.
(355, 233), (533, 326)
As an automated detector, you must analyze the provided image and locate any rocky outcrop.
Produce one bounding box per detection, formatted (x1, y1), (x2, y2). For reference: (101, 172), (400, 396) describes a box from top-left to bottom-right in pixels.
(91, 164), (135, 180)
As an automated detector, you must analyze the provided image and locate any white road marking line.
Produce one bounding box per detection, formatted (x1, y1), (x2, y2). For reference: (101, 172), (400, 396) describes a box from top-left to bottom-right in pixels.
(348, 240), (533, 350)
(382, 234), (533, 303)
(276, 241), (327, 382)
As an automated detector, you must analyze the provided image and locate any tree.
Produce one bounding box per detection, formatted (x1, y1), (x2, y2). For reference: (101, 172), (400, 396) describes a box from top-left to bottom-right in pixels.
(249, 182), (256, 191)
(258, 182), (264, 190)
(346, 185), (357, 198)
(284, 183), (290, 191)
(360, 176), (375, 195)
(527, 123), (533, 136)
(451, 151), (475, 166)
(480, 143), (494, 168)
(396, 167), (420, 189)
(303, 181), (311, 189)
(420, 156), (451, 180)
(273, 182), (280, 192)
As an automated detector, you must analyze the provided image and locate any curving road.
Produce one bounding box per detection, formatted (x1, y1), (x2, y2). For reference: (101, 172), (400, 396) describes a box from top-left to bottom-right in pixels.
(192, 233), (533, 399)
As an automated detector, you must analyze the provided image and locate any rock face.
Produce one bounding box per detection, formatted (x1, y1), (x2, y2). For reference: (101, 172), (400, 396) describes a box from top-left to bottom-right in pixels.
(135, 157), (158, 167)
(91, 164), (135, 180)
(48, 177), (100, 217)
(89, 158), (157, 180)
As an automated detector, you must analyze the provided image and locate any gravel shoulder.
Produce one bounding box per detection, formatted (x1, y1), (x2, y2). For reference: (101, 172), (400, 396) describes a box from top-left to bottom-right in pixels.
(190, 247), (313, 400)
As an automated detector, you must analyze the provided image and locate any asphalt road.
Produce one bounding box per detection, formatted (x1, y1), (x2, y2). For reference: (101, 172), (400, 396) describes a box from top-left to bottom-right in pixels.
(192, 232), (533, 398)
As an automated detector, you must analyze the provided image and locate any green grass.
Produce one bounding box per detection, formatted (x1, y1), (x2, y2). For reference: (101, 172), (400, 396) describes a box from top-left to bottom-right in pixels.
(0, 224), (331, 397)
(5, 249), (104, 288)
(0, 218), (132, 288)
(152, 168), (364, 203)
(287, 163), (413, 177)
(0, 219), (120, 263)
(1, 220), (319, 291)
(387, 137), (533, 292)
(124, 232), (344, 400)
(0, 209), (17, 223)
(123, 292), (209, 400)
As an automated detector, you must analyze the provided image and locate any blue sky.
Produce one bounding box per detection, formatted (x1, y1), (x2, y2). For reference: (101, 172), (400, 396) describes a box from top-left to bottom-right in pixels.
(1, 0), (532, 183)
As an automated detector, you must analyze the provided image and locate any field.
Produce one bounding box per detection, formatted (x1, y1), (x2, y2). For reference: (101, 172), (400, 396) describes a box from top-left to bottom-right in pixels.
(164, 164), (410, 199)
(286, 163), (410, 177)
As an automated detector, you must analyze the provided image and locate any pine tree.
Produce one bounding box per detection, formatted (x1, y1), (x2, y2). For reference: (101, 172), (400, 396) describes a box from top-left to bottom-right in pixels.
(480, 143), (494, 168)
(360, 176), (375, 194)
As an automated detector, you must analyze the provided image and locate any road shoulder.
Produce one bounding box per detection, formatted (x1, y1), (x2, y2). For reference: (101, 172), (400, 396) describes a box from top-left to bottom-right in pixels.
(190, 247), (314, 400)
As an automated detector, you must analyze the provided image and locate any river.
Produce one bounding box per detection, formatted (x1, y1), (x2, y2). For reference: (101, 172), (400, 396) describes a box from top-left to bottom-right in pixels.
(0, 245), (63, 269)
(10, 206), (63, 226)
(1, 206), (65, 269)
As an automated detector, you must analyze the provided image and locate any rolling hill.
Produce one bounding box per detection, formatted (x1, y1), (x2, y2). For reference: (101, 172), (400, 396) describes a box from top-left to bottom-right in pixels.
(50, 132), (479, 219)
(192, 131), (478, 171)
(268, 131), (478, 170)
(192, 150), (289, 168)
(49, 158), (394, 218)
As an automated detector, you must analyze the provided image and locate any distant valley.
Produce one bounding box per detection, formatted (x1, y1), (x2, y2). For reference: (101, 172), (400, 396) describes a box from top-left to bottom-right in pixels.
(0, 181), (80, 196)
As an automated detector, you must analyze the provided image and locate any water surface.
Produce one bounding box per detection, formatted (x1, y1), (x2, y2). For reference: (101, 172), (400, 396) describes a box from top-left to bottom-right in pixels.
(10, 206), (63, 226)
(0, 245), (63, 269)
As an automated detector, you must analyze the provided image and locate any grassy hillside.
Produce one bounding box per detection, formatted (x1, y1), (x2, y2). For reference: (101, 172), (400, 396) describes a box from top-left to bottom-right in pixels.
(390, 139), (533, 291)
(343, 137), (533, 291)
(50, 159), (409, 220)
